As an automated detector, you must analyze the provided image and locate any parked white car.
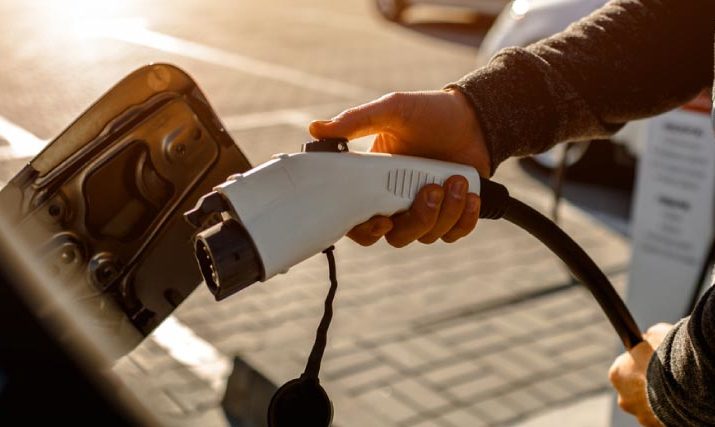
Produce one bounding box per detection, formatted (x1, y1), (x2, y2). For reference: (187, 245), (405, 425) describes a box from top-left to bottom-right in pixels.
(478, 0), (649, 170)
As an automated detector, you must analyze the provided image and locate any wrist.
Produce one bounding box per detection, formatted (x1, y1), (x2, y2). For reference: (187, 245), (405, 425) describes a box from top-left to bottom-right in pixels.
(443, 87), (491, 177)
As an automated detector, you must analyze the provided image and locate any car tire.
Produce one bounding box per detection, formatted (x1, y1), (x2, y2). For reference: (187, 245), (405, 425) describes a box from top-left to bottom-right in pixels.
(376, 0), (408, 22)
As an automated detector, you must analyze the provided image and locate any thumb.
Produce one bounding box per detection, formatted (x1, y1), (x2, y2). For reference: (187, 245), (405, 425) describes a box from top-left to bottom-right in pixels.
(309, 94), (400, 140)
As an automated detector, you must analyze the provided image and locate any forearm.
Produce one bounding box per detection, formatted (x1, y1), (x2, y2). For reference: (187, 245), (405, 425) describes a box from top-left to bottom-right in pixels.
(646, 286), (715, 425)
(449, 0), (715, 173)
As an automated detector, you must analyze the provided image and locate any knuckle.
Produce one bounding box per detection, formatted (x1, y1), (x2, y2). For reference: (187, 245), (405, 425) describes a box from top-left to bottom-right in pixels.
(416, 215), (438, 232)
(608, 368), (619, 384)
(335, 107), (355, 121)
(617, 397), (624, 409)
(382, 91), (403, 105)
(414, 205), (439, 228)
(618, 398), (633, 412)
(420, 183), (443, 194)
(608, 362), (621, 382)
(382, 91), (418, 123)
(446, 174), (468, 187)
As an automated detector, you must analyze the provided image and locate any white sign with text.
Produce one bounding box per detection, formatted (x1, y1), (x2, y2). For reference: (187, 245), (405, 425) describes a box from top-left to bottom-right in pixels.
(627, 107), (715, 326)
(612, 101), (715, 427)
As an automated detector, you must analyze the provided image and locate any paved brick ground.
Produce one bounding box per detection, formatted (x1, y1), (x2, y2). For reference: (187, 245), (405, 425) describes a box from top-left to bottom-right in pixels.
(115, 339), (228, 426)
(168, 180), (628, 426)
(0, 0), (631, 425)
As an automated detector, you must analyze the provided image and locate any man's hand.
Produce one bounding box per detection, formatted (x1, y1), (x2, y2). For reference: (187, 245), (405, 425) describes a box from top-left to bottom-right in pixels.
(609, 323), (673, 427)
(309, 89), (491, 247)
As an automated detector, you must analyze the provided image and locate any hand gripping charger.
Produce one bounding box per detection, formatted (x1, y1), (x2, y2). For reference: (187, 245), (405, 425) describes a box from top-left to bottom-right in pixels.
(184, 139), (480, 301)
(185, 138), (643, 352)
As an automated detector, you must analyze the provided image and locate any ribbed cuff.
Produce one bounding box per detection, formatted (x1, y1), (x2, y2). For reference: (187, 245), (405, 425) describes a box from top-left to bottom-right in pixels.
(645, 319), (688, 427)
(646, 352), (671, 426)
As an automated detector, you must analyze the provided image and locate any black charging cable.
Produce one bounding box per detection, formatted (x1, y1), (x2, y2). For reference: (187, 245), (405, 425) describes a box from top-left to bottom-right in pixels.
(267, 246), (337, 427)
(479, 178), (642, 350)
(305, 246), (338, 379)
(267, 179), (644, 427)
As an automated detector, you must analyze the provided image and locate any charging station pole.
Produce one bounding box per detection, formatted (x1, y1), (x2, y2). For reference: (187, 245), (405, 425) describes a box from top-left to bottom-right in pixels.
(611, 93), (715, 426)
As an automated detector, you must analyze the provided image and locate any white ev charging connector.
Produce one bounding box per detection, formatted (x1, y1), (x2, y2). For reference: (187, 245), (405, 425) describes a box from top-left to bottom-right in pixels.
(185, 138), (641, 351)
(185, 138), (480, 299)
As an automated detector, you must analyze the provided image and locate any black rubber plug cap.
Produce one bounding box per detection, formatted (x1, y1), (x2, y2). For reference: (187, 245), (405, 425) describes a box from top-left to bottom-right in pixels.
(267, 377), (333, 427)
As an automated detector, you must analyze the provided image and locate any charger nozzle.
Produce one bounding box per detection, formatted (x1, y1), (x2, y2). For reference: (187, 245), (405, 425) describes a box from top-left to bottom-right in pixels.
(194, 219), (263, 300)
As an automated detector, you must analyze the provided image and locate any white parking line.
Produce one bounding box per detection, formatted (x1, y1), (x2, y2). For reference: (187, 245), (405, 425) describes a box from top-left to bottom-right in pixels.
(151, 316), (232, 392)
(0, 115), (46, 161)
(277, 7), (379, 33)
(220, 104), (375, 151)
(222, 108), (314, 131)
(221, 102), (346, 131)
(219, 103), (375, 150)
(85, 22), (374, 99)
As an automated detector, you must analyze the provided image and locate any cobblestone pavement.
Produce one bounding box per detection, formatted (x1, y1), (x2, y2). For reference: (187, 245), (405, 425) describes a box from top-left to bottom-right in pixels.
(168, 166), (628, 426)
(0, 0), (629, 425)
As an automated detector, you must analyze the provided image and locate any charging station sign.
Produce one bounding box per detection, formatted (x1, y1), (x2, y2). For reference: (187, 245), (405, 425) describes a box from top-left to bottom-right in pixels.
(627, 93), (715, 327)
(613, 92), (715, 426)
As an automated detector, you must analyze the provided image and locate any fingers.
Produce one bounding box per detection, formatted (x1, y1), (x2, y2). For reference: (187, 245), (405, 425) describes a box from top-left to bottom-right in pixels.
(309, 93), (402, 141)
(385, 184), (444, 248)
(347, 176), (479, 248)
(442, 193), (480, 243)
(418, 176), (468, 244)
(644, 323), (673, 342)
(608, 352), (631, 385)
(609, 345), (665, 427)
(347, 216), (394, 246)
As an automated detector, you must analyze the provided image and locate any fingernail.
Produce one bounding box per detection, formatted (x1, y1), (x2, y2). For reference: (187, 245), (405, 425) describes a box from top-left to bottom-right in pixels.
(450, 181), (465, 199)
(466, 195), (479, 212)
(312, 120), (332, 126)
(426, 189), (443, 208)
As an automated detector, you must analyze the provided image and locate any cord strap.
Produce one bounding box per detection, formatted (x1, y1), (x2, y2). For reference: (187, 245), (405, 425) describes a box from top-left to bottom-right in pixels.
(304, 246), (338, 379)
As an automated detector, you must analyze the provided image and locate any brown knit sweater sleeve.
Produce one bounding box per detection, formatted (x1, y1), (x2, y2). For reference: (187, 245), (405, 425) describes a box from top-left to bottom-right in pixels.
(646, 286), (715, 426)
(448, 0), (715, 175)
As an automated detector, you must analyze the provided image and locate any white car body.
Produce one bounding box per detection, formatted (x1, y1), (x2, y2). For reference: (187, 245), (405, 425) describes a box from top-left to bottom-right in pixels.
(479, 0), (606, 64)
(478, 0), (650, 161)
